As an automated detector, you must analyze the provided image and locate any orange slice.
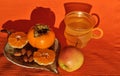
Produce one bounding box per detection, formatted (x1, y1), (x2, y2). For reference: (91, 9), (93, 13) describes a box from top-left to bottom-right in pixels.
(33, 49), (56, 65)
(8, 32), (28, 48)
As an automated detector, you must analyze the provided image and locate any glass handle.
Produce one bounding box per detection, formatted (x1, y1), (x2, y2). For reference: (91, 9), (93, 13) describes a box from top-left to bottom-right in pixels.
(91, 27), (103, 39)
(91, 13), (100, 28)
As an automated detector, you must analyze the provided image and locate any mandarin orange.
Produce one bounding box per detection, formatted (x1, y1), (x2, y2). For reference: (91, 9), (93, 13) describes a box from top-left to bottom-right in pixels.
(33, 49), (56, 65)
(8, 32), (28, 48)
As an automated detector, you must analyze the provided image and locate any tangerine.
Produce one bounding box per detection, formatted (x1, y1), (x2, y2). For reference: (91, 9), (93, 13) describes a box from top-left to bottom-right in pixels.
(8, 32), (28, 48)
(33, 49), (56, 65)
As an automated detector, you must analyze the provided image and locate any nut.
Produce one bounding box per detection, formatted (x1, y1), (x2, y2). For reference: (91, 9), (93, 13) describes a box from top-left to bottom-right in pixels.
(21, 49), (26, 55)
(14, 51), (22, 56)
(28, 56), (33, 62)
(23, 56), (28, 62)
(27, 50), (32, 57)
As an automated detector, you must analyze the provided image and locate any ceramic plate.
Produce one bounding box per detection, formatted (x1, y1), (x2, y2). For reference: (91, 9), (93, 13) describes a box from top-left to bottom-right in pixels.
(4, 38), (60, 73)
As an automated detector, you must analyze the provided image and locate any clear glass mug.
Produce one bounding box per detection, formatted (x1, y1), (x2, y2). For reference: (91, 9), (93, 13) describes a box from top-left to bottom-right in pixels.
(64, 11), (103, 48)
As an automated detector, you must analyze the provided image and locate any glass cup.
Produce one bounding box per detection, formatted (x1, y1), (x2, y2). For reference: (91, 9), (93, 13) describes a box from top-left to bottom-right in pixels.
(64, 11), (103, 48)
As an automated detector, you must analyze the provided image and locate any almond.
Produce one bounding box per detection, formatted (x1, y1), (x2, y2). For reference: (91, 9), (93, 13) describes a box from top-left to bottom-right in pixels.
(21, 49), (27, 55)
(23, 56), (28, 62)
(27, 50), (32, 57)
(14, 51), (22, 56)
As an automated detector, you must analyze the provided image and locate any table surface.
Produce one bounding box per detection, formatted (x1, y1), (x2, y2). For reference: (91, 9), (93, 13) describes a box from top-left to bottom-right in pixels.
(0, 0), (120, 76)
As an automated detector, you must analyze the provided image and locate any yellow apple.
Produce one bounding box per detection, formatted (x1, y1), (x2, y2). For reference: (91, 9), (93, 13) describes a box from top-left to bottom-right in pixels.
(58, 46), (84, 72)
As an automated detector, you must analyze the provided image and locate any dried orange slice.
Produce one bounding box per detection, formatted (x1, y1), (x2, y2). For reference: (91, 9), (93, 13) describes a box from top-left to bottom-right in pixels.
(8, 32), (28, 48)
(33, 49), (56, 65)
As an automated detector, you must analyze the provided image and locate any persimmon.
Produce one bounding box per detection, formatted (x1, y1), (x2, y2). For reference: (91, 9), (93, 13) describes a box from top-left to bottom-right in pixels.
(27, 24), (55, 49)
(8, 32), (28, 48)
(33, 49), (56, 65)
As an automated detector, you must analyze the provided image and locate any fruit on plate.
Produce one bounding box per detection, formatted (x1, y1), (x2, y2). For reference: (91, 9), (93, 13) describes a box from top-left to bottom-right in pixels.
(27, 24), (55, 49)
(58, 46), (84, 72)
(8, 32), (28, 48)
(33, 49), (56, 65)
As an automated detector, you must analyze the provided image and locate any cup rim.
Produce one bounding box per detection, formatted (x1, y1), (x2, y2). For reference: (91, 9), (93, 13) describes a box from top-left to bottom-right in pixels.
(64, 2), (92, 14)
(64, 11), (96, 33)
(64, 2), (92, 7)
(64, 11), (96, 23)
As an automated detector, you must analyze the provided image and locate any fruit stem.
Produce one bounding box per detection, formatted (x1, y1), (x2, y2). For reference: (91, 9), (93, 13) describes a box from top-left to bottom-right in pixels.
(60, 63), (69, 69)
(34, 24), (49, 37)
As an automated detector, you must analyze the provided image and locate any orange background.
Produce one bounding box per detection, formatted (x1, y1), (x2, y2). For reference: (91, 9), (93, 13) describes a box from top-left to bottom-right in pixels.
(0, 0), (120, 76)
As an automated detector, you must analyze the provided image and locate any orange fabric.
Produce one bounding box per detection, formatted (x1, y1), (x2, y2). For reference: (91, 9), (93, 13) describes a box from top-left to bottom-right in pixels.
(0, 0), (120, 76)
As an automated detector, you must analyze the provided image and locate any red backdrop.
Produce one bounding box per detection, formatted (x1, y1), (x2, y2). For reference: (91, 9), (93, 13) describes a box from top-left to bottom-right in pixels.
(0, 0), (120, 76)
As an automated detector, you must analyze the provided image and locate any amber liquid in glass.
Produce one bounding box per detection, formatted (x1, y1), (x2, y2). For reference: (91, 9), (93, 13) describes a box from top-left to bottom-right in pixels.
(64, 16), (93, 48)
